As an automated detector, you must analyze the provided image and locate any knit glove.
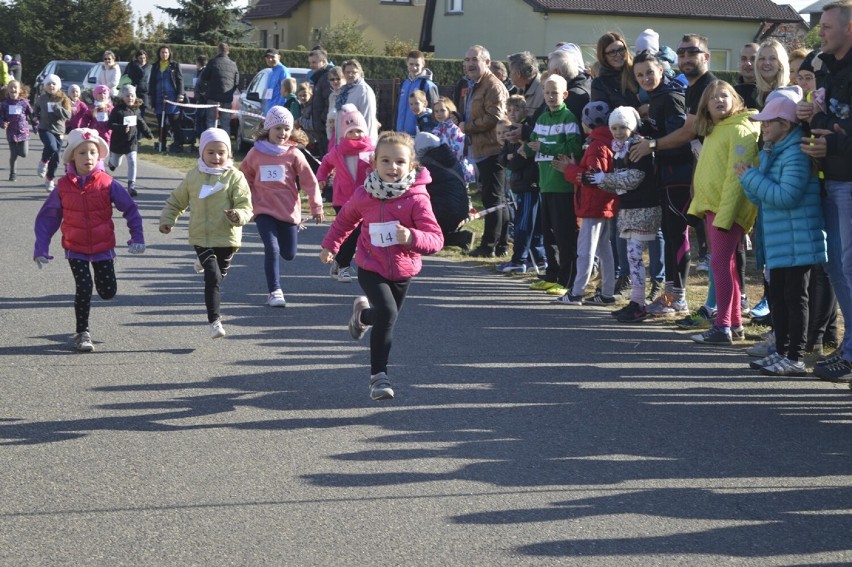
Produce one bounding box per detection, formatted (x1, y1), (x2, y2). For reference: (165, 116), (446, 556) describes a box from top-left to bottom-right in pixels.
(34, 256), (50, 269)
(128, 243), (146, 254)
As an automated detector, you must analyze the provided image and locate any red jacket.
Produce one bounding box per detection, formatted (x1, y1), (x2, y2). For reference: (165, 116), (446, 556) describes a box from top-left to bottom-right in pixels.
(322, 168), (444, 281)
(565, 125), (618, 219)
(57, 170), (116, 254)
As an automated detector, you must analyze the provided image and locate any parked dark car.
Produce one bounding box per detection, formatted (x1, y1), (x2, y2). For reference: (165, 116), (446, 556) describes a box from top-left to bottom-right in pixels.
(30, 60), (94, 102)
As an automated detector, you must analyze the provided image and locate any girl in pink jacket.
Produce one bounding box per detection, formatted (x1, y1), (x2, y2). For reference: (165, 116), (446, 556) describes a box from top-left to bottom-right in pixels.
(316, 104), (374, 283)
(320, 131), (444, 401)
(240, 106), (324, 307)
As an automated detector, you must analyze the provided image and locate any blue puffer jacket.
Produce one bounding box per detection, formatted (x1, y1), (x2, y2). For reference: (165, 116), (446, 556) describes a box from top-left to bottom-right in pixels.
(740, 125), (826, 270)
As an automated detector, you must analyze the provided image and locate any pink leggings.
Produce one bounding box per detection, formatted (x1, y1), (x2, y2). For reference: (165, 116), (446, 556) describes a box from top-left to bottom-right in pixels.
(706, 212), (744, 328)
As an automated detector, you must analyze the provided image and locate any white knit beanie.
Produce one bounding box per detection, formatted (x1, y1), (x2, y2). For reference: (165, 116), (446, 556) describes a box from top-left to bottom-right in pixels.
(199, 128), (232, 158)
(609, 106), (641, 132)
(635, 29), (660, 54)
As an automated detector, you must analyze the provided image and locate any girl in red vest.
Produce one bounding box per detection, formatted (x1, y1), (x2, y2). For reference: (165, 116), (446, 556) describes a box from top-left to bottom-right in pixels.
(33, 128), (146, 352)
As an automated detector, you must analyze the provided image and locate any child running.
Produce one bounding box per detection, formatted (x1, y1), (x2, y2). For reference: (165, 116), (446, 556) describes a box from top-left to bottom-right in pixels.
(66, 84), (89, 131)
(87, 84), (114, 145)
(108, 85), (153, 197)
(316, 104), (375, 283)
(687, 80), (760, 344)
(0, 79), (34, 182)
(33, 128), (146, 352)
(239, 106), (324, 307)
(33, 74), (71, 192)
(320, 131), (444, 401)
(159, 128), (253, 339)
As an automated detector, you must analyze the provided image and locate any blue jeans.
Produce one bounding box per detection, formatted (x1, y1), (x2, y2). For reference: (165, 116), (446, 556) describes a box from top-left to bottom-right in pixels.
(822, 181), (852, 360)
(510, 191), (545, 265)
(255, 214), (299, 293)
(38, 129), (61, 180)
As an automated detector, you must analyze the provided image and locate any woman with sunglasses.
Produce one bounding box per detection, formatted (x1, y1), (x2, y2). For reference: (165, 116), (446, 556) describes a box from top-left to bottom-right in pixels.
(97, 50), (121, 98)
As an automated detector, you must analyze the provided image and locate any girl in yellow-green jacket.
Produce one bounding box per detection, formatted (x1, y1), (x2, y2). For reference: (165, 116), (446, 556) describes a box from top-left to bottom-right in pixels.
(687, 80), (760, 345)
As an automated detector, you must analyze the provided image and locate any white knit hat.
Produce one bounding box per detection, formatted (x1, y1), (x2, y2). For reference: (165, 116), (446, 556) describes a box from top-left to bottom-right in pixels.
(263, 105), (294, 130)
(199, 128), (232, 158)
(609, 106), (641, 132)
(44, 74), (61, 89)
(62, 128), (109, 164)
(635, 29), (660, 54)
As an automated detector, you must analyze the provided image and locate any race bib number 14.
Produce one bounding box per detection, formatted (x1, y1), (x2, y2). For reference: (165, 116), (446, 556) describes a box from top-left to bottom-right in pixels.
(369, 221), (399, 247)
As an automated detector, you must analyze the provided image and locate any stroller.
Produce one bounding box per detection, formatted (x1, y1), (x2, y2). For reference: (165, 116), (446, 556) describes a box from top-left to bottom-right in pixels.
(153, 104), (197, 154)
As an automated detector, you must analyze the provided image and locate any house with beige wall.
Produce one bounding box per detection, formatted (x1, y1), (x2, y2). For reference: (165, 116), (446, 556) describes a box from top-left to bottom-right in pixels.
(243, 0), (425, 52)
(422, 0), (806, 71)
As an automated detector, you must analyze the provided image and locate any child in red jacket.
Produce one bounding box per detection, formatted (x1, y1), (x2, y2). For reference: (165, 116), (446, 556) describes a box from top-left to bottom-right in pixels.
(316, 104), (375, 283)
(320, 131), (444, 401)
(553, 101), (618, 305)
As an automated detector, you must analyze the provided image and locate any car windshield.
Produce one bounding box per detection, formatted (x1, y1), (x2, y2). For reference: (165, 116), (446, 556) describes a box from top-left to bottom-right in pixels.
(55, 63), (90, 83)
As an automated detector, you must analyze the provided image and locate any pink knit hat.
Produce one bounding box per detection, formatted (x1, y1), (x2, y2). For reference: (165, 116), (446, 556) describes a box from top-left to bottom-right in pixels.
(264, 106), (294, 130)
(93, 84), (110, 99)
(338, 104), (367, 138)
(199, 127), (232, 158)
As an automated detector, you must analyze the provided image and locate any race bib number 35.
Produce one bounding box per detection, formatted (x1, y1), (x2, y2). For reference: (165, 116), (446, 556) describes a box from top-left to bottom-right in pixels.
(259, 165), (286, 182)
(369, 221), (400, 248)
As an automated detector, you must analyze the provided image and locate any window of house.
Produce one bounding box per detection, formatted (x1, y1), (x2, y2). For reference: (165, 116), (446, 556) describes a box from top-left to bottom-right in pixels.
(260, 29), (268, 48)
(447, 0), (463, 14)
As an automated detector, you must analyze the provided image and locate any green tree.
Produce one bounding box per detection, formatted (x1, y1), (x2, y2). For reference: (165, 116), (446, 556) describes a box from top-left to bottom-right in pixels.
(317, 18), (375, 55)
(805, 25), (821, 50)
(136, 12), (170, 45)
(384, 35), (418, 58)
(157, 0), (248, 46)
(1, 0), (133, 83)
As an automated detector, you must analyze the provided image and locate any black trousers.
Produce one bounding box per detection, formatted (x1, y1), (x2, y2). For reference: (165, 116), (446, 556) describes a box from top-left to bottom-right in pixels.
(195, 246), (236, 323)
(357, 268), (411, 376)
(332, 205), (360, 269)
(807, 263), (839, 348)
(661, 185), (691, 290)
(770, 265), (812, 362)
(476, 155), (508, 251)
(68, 259), (117, 333)
(541, 192), (578, 288)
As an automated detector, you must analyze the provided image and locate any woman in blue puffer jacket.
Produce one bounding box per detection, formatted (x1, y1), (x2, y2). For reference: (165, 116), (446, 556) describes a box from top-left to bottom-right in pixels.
(737, 88), (826, 377)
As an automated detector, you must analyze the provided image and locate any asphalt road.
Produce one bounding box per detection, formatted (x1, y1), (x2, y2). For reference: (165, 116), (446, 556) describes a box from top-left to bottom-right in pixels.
(1, 138), (852, 566)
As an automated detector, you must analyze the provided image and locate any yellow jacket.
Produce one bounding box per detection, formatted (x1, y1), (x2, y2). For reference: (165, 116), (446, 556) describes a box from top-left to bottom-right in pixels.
(688, 110), (760, 231)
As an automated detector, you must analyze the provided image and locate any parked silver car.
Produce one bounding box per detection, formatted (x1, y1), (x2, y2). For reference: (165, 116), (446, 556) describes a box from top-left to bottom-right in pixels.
(236, 66), (308, 152)
(30, 60), (94, 103)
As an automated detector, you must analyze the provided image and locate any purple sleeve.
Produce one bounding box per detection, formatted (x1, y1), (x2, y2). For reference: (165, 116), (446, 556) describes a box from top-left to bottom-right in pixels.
(33, 190), (63, 259)
(110, 180), (145, 245)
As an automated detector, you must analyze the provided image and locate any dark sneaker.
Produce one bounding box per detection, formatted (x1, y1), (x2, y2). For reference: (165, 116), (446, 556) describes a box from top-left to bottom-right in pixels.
(646, 280), (664, 303)
(816, 353), (842, 368)
(127, 181), (137, 197)
(467, 246), (496, 258)
(813, 358), (852, 382)
(613, 274), (631, 297)
(349, 296), (370, 340)
(495, 246), (510, 258)
(369, 372), (394, 400)
(586, 292), (616, 305)
(676, 305), (716, 330)
(8, 173), (16, 182)
(611, 302), (632, 317)
(496, 260), (527, 273)
(616, 301), (648, 323)
(691, 326), (733, 345)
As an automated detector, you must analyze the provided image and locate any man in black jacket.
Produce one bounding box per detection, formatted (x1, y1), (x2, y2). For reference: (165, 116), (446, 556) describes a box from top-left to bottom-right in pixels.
(308, 47), (333, 156)
(199, 43), (239, 135)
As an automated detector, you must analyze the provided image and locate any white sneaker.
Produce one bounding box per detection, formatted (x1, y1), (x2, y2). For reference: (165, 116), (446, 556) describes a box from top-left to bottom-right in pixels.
(44, 179), (55, 192)
(267, 289), (286, 307)
(210, 320), (226, 339)
(74, 331), (94, 352)
(337, 266), (353, 283)
(369, 372), (394, 401)
(36, 161), (47, 178)
(193, 258), (203, 273)
(329, 260), (340, 279)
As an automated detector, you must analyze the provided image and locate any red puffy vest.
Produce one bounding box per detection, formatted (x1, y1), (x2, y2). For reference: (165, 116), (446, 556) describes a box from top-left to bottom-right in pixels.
(58, 170), (116, 255)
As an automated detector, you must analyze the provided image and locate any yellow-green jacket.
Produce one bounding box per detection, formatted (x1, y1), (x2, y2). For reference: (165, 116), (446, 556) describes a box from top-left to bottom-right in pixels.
(159, 167), (253, 248)
(688, 110), (760, 232)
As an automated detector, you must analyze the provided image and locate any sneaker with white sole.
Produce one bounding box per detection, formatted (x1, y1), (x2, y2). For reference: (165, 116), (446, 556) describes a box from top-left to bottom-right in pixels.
(37, 161), (47, 178)
(44, 178), (55, 192)
(267, 289), (286, 307)
(349, 296), (370, 340)
(210, 320), (226, 339)
(751, 296), (770, 318)
(691, 326), (732, 345)
(749, 351), (783, 370)
(369, 372), (394, 400)
(337, 266), (353, 283)
(586, 292), (616, 305)
(496, 260), (527, 273)
(74, 331), (94, 352)
(556, 292), (584, 305)
(814, 357), (852, 382)
(695, 255), (710, 273)
(760, 356), (807, 377)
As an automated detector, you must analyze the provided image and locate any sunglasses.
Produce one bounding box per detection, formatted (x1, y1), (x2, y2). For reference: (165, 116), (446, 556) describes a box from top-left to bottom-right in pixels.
(605, 47), (627, 57)
(676, 47), (706, 56)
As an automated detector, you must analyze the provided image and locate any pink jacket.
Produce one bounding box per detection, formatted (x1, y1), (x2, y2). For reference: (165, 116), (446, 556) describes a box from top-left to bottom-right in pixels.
(67, 101), (90, 132)
(322, 168), (444, 281)
(239, 144), (323, 224)
(316, 137), (374, 207)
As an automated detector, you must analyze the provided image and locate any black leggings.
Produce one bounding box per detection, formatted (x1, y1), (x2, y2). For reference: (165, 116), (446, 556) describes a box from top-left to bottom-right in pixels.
(357, 268), (411, 376)
(770, 265), (811, 362)
(195, 246), (236, 323)
(661, 185), (691, 291)
(68, 258), (117, 333)
(332, 205), (360, 269)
